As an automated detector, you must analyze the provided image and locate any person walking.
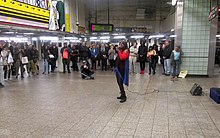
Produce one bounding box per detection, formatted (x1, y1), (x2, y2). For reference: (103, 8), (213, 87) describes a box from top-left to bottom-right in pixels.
(114, 41), (130, 103)
(129, 42), (138, 74)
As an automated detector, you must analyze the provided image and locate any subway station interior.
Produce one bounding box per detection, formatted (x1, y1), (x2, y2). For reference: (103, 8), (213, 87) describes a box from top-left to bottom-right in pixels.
(0, 0), (220, 137)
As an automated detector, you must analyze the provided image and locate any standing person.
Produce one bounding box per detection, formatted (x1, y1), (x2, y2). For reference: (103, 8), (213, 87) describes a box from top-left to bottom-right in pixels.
(158, 43), (165, 74)
(147, 46), (157, 75)
(0, 43), (4, 87)
(170, 46), (183, 80)
(162, 40), (173, 76)
(1, 46), (13, 80)
(129, 42), (138, 74)
(90, 44), (99, 71)
(79, 42), (88, 62)
(26, 44), (35, 76)
(60, 43), (72, 73)
(100, 43), (108, 71)
(48, 43), (58, 73)
(108, 45), (116, 71)
(114, 41), (130, 103)
(32, 46), (39, 75)
(70, 45), (79, 71)
(138, 39), (147, 74)
(13, 45), (24, 79)
(42, 44), (50, 74)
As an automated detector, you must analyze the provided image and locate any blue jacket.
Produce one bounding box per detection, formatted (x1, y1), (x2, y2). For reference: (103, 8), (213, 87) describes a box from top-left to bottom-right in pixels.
(90, 48), (99, 58)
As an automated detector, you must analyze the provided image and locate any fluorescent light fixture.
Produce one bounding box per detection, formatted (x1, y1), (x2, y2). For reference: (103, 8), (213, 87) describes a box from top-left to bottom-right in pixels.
(113, 36), (126, 39)
(0, 37), (9, 40)
(112, 33), (125, 36)
(84, 38), (87, 41)
(90, 37), (97, 40)
(171, 28), (175, 32)
(101, 33), (109, 35)
(101, 40), (109, 43)
(70, 40), (80, 43)
(65, 37), (78, 40)
(130, 35), (144, 39)
(172, 0), (177, 6)
(148, 35), (165, 39)
(23, 33), (34, 35)
(32, 37), (38, 41)
(40, 36), (59, 41)
(9, 37), (28, 42)
(91, 39), (101, 42)
(216, 35), (220, 37)
(3, 32), (14, 34)
(170, 35), (176, 38)
(100, 36), (110, 40)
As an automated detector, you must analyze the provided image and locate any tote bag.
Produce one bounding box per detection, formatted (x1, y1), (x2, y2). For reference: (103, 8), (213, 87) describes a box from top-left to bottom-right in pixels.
(7, 52), (14, 64)
(21, 56), (29, 64)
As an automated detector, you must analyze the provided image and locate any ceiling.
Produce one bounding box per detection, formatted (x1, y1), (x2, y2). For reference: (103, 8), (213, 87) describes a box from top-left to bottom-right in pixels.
(82, 0), (174, 22)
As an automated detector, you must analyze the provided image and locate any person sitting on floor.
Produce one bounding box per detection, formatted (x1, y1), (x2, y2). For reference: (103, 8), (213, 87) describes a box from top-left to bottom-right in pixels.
(80, 61), (94, 80)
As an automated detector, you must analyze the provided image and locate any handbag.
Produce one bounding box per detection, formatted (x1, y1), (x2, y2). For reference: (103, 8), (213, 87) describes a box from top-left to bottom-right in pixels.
(21, 56), (29, 64)
(7, 52), (14, 64)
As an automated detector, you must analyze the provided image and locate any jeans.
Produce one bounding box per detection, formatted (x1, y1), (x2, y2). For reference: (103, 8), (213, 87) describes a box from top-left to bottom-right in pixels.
(172, 60), (180, 77)
(43, 59), (49, 74)
(116, 70), (126, 98)
(129, 56), (137, 73)
(164, 59), (171, 75)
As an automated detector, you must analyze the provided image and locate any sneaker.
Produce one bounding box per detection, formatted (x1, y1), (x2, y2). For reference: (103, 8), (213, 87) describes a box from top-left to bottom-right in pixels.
(0, 83), (4, 88)
(120, 98), (127, 103)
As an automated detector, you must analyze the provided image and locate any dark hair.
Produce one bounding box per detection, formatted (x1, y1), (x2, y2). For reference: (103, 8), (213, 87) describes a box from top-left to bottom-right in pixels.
(120, 41), (128, 51)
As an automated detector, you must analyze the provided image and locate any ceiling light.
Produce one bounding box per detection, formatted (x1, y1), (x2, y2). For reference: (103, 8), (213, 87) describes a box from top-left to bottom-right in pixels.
(23, 33), (34, 35)
(172, 0), (177, 6)
(40, 36), (59, 41)
(100, 36), (110, 40)
(32, 37), (38, 41)
(130, 35), (144, 39)
(113, 36), (126, 39)
(170, 35), (176, 38)
(148, 35), (165, 39)
(65, 37), (78, 40)
(0, 37), (9, 40)
(3, 32), (14, 34)
(90, 37), (97, 40)
(216, 35), (220, 37)
(171, 29), (175, 32)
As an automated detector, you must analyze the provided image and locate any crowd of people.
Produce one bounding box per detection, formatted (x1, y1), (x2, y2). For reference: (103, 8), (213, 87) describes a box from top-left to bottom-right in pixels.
(0, 39), (184, 88)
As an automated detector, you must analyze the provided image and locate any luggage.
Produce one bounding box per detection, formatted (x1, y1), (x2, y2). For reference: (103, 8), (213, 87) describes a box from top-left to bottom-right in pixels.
(210, 88), (220, 104)
(190, 83), (202, 96)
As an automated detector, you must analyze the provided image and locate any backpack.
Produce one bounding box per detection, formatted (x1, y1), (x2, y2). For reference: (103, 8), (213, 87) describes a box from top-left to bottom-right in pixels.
(62, 49), (68, 59)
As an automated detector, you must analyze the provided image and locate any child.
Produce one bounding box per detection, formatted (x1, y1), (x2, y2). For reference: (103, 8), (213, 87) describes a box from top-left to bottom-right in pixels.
(80, 61), (94, 80)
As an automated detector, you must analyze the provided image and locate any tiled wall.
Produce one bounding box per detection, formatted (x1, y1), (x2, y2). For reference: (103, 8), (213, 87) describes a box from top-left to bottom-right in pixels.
(181, 0), (210, 75)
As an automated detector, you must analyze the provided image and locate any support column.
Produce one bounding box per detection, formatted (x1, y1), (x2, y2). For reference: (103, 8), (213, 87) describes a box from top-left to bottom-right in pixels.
(58, 36), (64, 72)
(175, 0), (213, 76)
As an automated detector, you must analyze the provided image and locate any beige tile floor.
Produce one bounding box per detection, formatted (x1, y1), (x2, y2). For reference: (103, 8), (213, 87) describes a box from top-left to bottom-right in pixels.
(0, 65), (220, 138)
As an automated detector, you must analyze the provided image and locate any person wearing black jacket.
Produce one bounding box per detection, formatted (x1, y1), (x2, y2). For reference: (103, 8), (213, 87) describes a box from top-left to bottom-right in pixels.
(100, 44), (108, 71)
(42, 44), (50, 74)
(138, 39), (147, 74)
(26, 45), (35, 76)
(70, 45), (79, 71)
(162, 40), (173, 76)
(48, 44), (58, 73)
(158, 43), (165, 74)
(0, 43), (5, 88)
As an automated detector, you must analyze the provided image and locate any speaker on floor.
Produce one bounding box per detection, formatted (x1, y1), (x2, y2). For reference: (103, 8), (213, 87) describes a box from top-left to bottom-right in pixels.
(190, 83), (202, 96)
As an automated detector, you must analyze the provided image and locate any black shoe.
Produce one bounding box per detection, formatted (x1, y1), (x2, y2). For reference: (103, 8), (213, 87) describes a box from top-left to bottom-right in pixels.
(68, 71), (71, 73)
(149, 73), (151, 75)
(117, 96), (122, 99)
(21, 76), (24, 79)
(0, 83), (4, 88)
(120, 98), (126, 103)
(153, 71), (155, 75)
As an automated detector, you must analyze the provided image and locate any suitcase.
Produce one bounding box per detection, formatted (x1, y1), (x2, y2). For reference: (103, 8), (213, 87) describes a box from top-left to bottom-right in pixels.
(190, 83), (202, 96)
(210, 88), (220, 104)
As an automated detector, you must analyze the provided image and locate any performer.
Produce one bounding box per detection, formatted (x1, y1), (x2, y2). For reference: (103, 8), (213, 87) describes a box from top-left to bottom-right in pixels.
(114, 41), (129, 103)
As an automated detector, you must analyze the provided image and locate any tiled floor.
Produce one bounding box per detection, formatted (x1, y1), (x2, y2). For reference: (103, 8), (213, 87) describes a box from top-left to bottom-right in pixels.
(0, 65), (220, 138)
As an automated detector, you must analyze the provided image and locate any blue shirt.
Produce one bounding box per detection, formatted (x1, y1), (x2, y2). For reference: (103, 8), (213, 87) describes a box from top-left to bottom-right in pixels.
(174, 51), (180, 60)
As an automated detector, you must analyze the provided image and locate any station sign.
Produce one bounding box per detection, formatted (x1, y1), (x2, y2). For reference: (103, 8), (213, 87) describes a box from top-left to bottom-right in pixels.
(91, 24), (114, 32)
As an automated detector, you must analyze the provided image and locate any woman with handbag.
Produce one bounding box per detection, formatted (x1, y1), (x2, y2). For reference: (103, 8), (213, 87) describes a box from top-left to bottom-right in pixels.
(1, 46), (13, 80)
